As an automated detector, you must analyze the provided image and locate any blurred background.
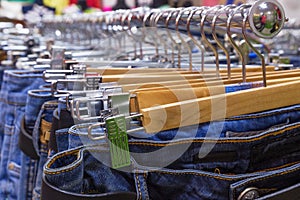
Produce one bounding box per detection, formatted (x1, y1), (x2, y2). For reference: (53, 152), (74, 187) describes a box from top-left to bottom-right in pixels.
(0, 0), (299, 19)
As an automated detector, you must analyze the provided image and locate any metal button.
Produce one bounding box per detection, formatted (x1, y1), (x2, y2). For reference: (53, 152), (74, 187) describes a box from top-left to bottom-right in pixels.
(237, 187), (260, 200)
(8, 163), (15, 170)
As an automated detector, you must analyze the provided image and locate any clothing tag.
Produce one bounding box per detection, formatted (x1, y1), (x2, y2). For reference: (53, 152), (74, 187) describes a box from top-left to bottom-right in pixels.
(106, 115), (131, 169)
(51, 46), (65, 69)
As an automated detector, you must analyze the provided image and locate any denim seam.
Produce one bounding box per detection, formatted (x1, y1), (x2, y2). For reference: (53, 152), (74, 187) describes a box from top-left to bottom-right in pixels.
(43, 107), (57, 110)
(135, 172), (142, 200)
(253, 161), (300, 174)
(45, 161), (81, 175)
(85, 189), (101, 194)
(232, 165), (300, 200)
(259, 188), (278, 193)
(153, 170), (243, 181)
(0, 98), (26, 106)
(142, 172), (149, 200)
(226, 107), (300, 121)
(45, 149), (81, 174)
(45, 160), (81, 175)
(129, 123), (300, 146)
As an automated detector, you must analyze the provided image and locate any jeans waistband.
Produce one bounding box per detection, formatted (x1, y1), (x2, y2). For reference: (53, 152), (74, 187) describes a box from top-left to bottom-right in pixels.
(43, 136), (300, 200)
(67, 119), (300, 173)
(25, 89), (55, 129)
(136, 122), (300, 171)
(0, 70), (45, 105)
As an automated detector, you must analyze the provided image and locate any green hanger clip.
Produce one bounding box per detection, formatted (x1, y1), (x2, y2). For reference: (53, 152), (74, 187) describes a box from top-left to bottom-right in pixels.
(106, 115), (131, 169)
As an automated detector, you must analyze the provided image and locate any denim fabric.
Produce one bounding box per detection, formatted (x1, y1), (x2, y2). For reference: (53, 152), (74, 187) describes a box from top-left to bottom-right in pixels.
(43, 122), (300, 200)
(31, 100), (58, 200)
(0, 70), (45, 200)
(20, 90), (54, 200)
(0, 66), (11, 89)
(43, 146), (137, 195)
(44, 105), (300, 199)
(0, 66), (12, 162)
(0, 66), (6, 166)
(65, 104), (300, 149)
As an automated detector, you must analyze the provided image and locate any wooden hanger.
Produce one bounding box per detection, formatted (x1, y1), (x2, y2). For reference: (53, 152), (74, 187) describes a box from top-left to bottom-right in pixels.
(140, 78), (300, 133)
(87, 65), (275, 76)
(128, 69), (300, 92)
(133, 76), (300, 111)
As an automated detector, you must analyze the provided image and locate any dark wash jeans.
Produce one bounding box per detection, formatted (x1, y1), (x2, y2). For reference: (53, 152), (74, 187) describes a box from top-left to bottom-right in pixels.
(43, 104), (300, 199)
(0, 70), (45, 200)
(43, 121), (300, 200)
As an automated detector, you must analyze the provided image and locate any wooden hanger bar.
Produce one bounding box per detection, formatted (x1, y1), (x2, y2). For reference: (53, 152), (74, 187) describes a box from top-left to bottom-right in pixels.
(140, 79), (300, 133)
(127, 69), (300, 92)
(119, 70), (270, 91)
(87, 66), (275, 75)
(99, 66), (278, 84)
(133, 76), (300, 111)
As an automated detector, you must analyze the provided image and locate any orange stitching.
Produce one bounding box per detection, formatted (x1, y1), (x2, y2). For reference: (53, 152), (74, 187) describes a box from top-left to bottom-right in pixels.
(46, 149), (80, 167)
(253, 161), (300, 173)
(135, 172), (142, 200)
(128, 124), (300, 147)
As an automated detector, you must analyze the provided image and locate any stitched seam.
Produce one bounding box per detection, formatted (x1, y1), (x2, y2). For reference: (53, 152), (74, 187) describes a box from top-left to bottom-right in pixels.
(154, 170), (242, 181)
(44, 161), (81, 175)
(135, 172), (142, 200)
(226, 107), (300, 121)
(253, 161), (300, 173)
(86, 189), (101, 194)
(232, 166), (300, 199)
(129, 124), (300, 146)
(141, 172), (149, 200)
(43, 106), (57, 110)
(45, 149), (81, 173)
(260, 188), (277, 193)
(0, 98), (26, 106)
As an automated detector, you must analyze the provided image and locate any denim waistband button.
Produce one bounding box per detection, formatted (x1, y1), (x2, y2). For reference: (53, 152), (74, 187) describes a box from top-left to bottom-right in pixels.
(237, 187), (260, 200)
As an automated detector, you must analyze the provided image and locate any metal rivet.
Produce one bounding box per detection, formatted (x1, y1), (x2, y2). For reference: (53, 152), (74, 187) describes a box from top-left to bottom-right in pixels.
(8, 163), (14, 170)
(237, 187), (260, 200)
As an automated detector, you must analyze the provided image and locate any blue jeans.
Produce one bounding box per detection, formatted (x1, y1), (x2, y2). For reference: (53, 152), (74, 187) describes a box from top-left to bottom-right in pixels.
(43, 121), (300, 199)
(0, 70), (45, 200)
(31, 100), (58, 200)
(43, 104), (300, 199)
(20, 90), (55, 200)
(0, 66), (12, 157)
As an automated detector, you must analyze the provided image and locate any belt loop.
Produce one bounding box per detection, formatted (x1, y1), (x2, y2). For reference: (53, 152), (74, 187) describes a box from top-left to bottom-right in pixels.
(134, 170), (150, 200)
(40, 119), (52, 144)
